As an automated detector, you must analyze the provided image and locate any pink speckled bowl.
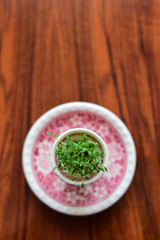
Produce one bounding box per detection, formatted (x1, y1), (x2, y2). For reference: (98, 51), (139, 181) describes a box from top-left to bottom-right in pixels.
(51, 128), (109, 186)
(22, 102), (136, 216)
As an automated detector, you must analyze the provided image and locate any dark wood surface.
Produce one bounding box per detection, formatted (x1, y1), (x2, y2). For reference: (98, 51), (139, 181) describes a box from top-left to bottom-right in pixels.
(0, 0), (160, 239)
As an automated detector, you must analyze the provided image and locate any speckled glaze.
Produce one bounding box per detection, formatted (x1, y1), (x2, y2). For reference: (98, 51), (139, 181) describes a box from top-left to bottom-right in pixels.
(32, 111), (127, 205)
(23, 102), (136, 215)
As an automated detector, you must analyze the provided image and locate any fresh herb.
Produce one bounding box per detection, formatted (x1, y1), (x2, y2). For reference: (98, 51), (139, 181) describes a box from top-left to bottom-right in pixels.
(47, 132), (107, 188)
(46, 132), (59, 138)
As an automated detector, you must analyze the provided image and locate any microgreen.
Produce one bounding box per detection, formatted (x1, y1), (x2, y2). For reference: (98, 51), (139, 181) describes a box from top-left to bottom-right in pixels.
(46, 132), (59, 138)
(47, 132), (107, 188)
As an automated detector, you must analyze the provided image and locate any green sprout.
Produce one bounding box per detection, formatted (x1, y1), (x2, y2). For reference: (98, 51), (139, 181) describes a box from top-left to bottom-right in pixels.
(46, 132), (107, 188)
(46, 132), (59, 138)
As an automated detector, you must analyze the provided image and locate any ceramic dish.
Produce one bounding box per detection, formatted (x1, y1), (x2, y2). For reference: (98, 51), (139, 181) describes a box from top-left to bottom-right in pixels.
(22, 102), (136, 216)
(51, 128), (109, 186)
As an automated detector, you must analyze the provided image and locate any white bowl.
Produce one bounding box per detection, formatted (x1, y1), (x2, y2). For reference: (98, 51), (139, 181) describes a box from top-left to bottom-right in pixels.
(50, 128), (109, 186)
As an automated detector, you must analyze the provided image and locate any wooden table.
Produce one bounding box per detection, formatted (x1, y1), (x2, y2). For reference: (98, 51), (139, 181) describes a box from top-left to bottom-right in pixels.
(0, 0), (160, 239)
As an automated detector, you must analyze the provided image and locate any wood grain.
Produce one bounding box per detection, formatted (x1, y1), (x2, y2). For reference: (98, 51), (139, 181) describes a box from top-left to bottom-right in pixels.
(0, 0), (160, 239)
